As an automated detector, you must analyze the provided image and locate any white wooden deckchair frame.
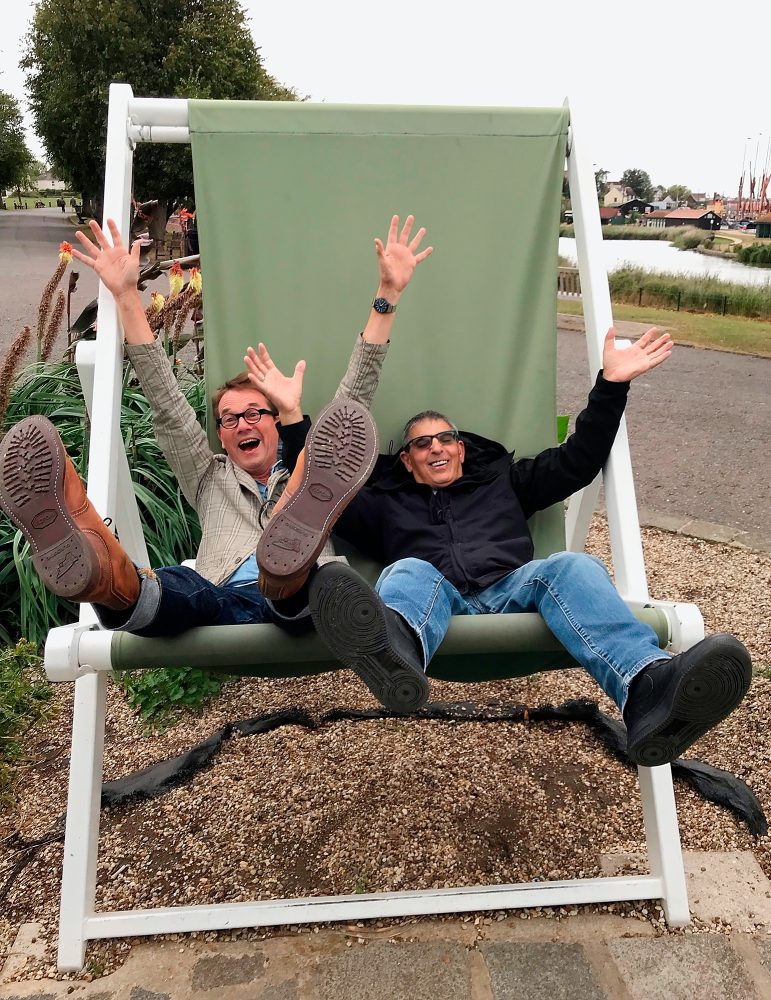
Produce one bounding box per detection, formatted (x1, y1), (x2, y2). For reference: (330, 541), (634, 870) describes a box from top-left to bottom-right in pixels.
(45, 84), (704, 970)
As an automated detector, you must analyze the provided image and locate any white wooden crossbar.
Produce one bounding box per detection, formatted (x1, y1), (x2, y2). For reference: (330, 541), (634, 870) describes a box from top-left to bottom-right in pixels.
(50, 84), (697, 970)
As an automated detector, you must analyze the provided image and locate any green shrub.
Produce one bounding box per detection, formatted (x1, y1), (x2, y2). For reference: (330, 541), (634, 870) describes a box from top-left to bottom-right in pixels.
(0, 360), (204, 645)
(0, 640), (55, 804)
(116, 666), (230, 728)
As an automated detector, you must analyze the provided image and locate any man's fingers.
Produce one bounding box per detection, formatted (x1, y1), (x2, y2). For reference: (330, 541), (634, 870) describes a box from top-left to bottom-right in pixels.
(106, 218), (124, 249)
(408, 226), (426, 253)
(70, 246), (95, 269)
(415, 246), (434, 263)
(257, 342), (274, 366)
(374, 238), (385, 257)
(399, 214), (414, 244)
(73, 229), (99, 258)
(387, 215), (399, 245)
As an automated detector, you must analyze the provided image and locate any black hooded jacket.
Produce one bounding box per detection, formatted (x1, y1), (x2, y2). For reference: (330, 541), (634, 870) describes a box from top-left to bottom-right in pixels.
(334, 372), (630, 594)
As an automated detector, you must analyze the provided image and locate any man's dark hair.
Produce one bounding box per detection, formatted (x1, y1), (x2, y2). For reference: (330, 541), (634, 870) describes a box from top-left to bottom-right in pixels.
(401, 409), (458, 449)
(211, 372), (277, 420)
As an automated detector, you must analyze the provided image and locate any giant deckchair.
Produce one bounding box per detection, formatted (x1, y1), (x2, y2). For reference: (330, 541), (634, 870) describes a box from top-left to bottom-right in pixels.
(45, 84), (705, 969)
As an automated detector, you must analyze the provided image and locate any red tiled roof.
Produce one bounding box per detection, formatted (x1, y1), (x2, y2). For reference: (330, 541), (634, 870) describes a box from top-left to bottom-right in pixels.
(599, 207), (621, 219)
(665, 208), (713, 219)
(646, 210), (671, 218)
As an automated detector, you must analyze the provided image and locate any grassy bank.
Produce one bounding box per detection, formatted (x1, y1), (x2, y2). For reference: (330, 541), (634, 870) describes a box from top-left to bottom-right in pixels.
(557, 297), (771, 356)
(559, 224), (711, 246)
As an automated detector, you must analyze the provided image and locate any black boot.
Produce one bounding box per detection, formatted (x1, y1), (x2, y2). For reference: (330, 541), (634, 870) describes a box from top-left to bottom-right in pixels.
(309, 562), (429, 714)
(623, 633), (752, 766)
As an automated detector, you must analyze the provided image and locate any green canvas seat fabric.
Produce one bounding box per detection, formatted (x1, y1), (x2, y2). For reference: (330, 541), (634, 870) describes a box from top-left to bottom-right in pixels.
(178, 101), (642, 681)
(110, 607), (669, 680)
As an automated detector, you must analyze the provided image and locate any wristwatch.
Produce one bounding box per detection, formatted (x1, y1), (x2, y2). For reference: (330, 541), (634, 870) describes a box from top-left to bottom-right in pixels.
(372, 296), (397, 314)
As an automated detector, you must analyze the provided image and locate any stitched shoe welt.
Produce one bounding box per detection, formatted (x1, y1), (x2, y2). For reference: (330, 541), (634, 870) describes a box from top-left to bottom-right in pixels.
(0, 415), (101, 600)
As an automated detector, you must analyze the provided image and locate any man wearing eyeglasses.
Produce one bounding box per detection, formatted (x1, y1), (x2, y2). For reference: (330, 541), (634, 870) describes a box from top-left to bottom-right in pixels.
(282, 330), (752, 766)
(0, 215), (432, 641)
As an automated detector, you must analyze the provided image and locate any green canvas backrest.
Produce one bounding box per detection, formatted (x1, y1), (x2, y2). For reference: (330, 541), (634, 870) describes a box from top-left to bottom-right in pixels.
(189, 101), (570, 559)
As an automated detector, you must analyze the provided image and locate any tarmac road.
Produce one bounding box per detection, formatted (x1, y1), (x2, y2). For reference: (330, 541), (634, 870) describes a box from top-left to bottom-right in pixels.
(557, 322), (771, 541)
(2, 207), (770, 540)
(0, 206), (103, 355)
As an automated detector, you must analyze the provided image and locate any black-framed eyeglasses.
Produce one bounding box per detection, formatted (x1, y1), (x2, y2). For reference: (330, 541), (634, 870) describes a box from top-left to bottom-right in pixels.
(403, 429), (459, 452)
(216, 406), (277, 429)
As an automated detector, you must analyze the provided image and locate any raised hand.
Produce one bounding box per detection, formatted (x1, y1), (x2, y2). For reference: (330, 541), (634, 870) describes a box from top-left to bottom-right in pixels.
(71, 219), (141, 300)
(244, 343), (306, 423)
(375, 215), (433, 296)
(602, 327), (673, 383)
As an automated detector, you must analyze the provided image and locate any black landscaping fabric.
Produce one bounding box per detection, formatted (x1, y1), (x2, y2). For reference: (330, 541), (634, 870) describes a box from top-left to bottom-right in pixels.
(2, 700), (766, 904)
(101, 699), (767, 836)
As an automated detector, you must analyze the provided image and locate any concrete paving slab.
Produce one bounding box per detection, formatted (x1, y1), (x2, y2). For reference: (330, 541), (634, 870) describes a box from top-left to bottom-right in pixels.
(684, 852), (771, 932)
(599, 851), (771, 932)
(607, 935), (758, 1000)
(482, 941), (606, 999)
(755, 937), (771, 977)
(190, 952), (265, 990)
(311, 941), (471, 1000)
(0, 994), (56, 1000)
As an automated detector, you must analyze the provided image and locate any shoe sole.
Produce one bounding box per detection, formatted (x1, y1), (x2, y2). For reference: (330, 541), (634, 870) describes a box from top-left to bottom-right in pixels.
(309, 563), (429, 714)
(257, 399), (378, 598)
(0, 416), (100, 600)
(626, 634), (752, 766)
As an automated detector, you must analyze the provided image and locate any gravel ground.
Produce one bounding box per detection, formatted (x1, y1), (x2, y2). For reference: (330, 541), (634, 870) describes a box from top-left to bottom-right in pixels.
(1, 515), (770, 982)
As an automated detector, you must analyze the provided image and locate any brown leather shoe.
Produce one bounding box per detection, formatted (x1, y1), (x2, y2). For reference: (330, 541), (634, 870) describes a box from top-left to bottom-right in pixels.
(257, 398), (378, 600)
(0, 416), (140, 609)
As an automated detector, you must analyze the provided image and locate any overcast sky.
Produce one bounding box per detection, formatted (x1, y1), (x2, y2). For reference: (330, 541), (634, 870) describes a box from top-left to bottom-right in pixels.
(1, 0), (768, 198)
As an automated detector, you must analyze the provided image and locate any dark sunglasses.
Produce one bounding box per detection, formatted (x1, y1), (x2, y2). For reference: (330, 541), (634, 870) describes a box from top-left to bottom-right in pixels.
(216, 406), (277, 429)
(403, 429), (459, 452)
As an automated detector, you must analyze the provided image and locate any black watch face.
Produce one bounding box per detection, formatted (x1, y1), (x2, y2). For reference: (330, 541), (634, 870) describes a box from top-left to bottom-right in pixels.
(373, 297), (392, 314)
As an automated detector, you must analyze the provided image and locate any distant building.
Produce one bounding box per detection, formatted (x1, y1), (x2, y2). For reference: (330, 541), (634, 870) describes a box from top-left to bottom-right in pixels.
(604, 183), (636, 207)
(645, 208), (722, 230)
(650, 195), (678, 212)
(599, 207), (622, 225)
(35, 170), (67, 192)
(756, 213), (771, 239)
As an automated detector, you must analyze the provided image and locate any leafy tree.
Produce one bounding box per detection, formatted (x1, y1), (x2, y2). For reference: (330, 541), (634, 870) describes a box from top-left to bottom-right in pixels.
(620, 168), (654, 202)
(594, 167), (609, 200)
(665, 184), (691, 204)
(21, 0), (297, 212)
(0, 90), (36, 199)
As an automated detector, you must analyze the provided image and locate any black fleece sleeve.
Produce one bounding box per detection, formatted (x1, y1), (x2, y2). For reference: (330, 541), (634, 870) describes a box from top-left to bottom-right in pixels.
(277, 415), (312, 475)
(512, 371), (630, 518)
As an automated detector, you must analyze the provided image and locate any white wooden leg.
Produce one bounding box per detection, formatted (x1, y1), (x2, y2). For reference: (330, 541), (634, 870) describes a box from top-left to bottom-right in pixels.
(57, 671), (108, 970)
(637, 763), (690, 926)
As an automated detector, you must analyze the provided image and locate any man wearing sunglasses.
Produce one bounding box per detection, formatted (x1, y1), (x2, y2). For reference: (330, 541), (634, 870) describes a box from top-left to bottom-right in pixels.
(0, 215), (432, 641)
(277, 329), (752, 766)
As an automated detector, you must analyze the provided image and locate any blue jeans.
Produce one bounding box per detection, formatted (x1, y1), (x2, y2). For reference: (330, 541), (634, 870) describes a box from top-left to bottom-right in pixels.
(375, 553), (667, 711)
(95, 565), (312, 638)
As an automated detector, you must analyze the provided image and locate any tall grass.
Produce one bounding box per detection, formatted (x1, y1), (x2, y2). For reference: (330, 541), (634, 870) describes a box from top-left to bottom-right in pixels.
(560, 223), (675, 241)
(606, 265), (771, 320)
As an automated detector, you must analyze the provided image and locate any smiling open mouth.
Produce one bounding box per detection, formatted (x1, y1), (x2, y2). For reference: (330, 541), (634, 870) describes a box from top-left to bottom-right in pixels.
(238, 438), (261, 452)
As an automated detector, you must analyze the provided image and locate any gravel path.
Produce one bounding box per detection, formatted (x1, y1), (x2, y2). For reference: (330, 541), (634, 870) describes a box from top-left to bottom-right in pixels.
(2, 517), (770, 982)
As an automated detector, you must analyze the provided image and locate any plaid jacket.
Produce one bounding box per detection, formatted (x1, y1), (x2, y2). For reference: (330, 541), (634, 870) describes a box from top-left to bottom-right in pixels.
(125, 336), (388, 585)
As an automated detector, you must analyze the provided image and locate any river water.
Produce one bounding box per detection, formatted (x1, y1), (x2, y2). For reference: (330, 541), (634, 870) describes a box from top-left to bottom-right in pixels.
(558, 237), (771, 287)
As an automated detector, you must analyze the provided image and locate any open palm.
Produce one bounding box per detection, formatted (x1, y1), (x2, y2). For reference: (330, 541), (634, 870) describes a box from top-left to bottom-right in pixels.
(602, 327), (673, 382)
(71, 219), (141, 299)
(375, 214), (433, 293)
